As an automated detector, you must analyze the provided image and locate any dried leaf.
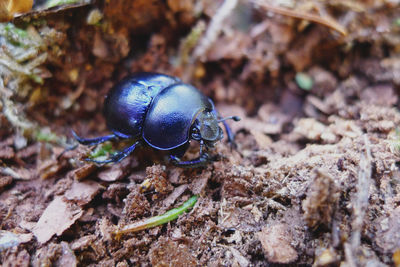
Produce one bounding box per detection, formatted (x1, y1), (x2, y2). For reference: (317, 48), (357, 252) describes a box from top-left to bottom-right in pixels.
(64, 180), (102, 206)
(32, 197), (83, 244)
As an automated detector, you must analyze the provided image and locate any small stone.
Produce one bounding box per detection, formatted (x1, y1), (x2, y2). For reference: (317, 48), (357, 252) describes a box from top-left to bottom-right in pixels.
(257, 224), (298, 263)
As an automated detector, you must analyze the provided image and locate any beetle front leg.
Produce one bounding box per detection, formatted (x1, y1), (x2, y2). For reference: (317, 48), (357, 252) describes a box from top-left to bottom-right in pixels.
(221, 120), (235, 146)
(72, 130), (118, 146)
(218, 116), (240, 149)
(169, 152), (215, 168)
(169, 154), (209, 168)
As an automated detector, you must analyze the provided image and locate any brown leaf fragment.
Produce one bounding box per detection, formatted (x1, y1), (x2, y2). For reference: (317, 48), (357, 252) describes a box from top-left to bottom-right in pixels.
(32, 196), (83, 244)
(18, 233), (33, 243)
(0, 137), (13, 150)
(0, 167), (33, 180)
(19, 220), (36, 232)
(0, 146), (14, 159)
(257, 224), (298, 263)
(168, 167), (184, 184)
(97, 158), (131, 182)
(37, 159), (62, 180)
(16, 144), (38, 159)
(189, 171), (211, 195)
(162, 184), (188, 211)
(68, 163), (97, 181)
(64, 180), (102, 206)
(71, 234), (96, 251)
(102, 183), (129, 202)
(127, 171), (146, 182)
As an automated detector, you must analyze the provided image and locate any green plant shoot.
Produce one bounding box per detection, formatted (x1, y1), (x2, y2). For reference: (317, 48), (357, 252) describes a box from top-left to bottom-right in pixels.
(114, 195), (198, 237)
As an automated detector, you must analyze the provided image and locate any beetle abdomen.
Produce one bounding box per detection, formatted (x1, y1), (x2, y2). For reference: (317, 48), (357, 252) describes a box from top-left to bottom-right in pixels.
(143, 83), (212, 150)
(104, 79), (151, 137)
(103, 73), (181, 138)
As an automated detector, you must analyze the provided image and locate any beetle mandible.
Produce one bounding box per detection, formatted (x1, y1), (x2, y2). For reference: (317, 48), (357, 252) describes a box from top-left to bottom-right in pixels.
(73, 72), (240, 168)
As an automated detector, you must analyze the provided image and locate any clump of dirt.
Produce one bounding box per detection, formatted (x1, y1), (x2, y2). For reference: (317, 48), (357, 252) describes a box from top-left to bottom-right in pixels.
(1, 0), (400, 266)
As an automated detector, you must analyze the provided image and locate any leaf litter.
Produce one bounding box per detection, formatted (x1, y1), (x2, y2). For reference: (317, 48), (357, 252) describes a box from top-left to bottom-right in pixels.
(1, 0), (400, 266)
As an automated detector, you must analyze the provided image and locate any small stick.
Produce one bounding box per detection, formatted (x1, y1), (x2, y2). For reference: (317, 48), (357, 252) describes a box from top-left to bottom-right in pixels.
(253, 0), (348, 36)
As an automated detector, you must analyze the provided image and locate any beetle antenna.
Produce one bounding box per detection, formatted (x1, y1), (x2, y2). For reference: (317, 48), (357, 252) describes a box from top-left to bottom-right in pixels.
(218, 116), (241, 122)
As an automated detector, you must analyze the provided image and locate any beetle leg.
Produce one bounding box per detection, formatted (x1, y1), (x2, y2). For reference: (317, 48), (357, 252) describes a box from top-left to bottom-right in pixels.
(199, 140), (204, 154)
(216, 114), (238, 150)
(72, 130), (118, 146)
(169, 152), (215, 168)
(86, 141), (140, 164)
(221, 120), (236, 147)
(208, 98), (238, 148)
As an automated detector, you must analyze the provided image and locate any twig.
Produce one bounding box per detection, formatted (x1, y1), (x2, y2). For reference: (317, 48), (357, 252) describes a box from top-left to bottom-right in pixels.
(351, 135), (372, 246)
(345, 135), (372, 265)
(252, 0), (347, 36)
(192, 0), (239, 61)
(344, 243), (357, 267)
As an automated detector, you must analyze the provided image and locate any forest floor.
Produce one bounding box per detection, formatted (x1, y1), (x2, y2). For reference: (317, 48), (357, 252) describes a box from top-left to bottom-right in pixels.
(1, 0), (400, 266)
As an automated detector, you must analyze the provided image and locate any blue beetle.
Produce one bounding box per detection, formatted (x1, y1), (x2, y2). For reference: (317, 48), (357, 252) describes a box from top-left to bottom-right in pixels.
(73, 72), (240, 168)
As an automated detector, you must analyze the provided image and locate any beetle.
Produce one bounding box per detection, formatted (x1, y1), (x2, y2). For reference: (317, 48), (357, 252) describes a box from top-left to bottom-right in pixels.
(73, 72), (240, 168)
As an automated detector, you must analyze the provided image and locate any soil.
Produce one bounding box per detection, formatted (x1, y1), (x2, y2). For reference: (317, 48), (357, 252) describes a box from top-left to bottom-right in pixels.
(1, 0), (400, 266)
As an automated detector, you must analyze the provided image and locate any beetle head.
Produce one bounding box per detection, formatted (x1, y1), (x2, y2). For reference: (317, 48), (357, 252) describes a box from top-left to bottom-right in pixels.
(191, 111), (223, 147)
(192, 111), (240, 147)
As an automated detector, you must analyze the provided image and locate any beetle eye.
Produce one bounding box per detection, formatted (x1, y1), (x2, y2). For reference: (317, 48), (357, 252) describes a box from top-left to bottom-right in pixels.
(191, 127), (201, 140)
